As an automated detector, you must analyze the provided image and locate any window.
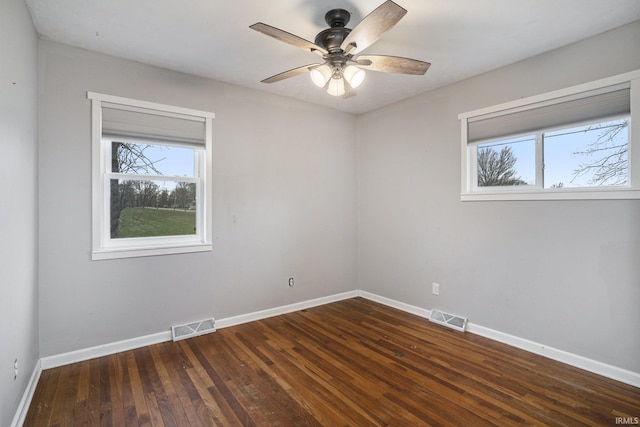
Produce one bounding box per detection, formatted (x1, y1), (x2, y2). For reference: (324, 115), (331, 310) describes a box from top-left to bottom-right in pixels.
(459, 70), (640, 200)
(89, 92), (214, 260)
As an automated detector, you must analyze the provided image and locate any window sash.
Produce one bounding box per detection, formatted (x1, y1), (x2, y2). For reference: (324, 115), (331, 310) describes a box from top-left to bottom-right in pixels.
(469, 133), (542, 192)
(89, 91), (213, 259)
(459, 70), (640, 201)
(102, 142), (204, 245)
(102, 177), (202, 247)
(468, 117), (630, 192)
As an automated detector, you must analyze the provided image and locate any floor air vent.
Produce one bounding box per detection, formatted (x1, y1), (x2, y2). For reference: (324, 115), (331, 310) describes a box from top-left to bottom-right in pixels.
(429, 310), (467, 332)
(171, 318), (216, 341)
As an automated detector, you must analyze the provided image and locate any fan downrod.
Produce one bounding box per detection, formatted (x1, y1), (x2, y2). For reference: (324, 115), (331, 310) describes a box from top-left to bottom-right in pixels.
(324, 9), (350, 27)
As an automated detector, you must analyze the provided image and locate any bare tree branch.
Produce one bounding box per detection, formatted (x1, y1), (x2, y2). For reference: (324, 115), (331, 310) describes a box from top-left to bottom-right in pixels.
(571, 120), (628, 186)
(113, 142), (165, 174)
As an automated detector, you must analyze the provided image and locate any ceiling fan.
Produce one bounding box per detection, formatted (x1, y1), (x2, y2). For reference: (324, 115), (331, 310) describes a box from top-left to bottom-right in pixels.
(249, 0), (430, 98)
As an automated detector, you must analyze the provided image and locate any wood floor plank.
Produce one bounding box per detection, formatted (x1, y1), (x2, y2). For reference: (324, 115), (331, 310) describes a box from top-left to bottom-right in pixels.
(149, 343), (202, 426)
(257, 317), (388, 425)
(184, 336), (257, 425)
(229, 334), (352, 426)
(25, 298), (640, 426)
(271, 315), (410, 424)
(98, 355), (114, 426)
(136, 346), (190, 427)
(184, 363), (231, 426)
(28, 364), (59, 425)
(107, 353), (125, 427)
(85, 357), (102, 425)
(144, 392), (166, 427)
(230, 331), (328, 426)
(125, 351), (152, 426)
(178, 339), (244, 425)
(45, 363), (72, 426)
(68, 360), (91, 427)
(116, 352), (138, 427)
(187, 337), (258, 426)
(230, 324), (377, 426)
(61, 361), (83, 427)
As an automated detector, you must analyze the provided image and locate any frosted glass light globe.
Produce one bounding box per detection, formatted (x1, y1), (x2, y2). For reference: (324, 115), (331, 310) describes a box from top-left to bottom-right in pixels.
(327, 77), (345, 96)
(310, 64), (332, 87)
(343, 65), (365, 88)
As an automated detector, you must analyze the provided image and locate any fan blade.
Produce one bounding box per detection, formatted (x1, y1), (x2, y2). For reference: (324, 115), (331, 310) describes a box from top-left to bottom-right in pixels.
(357, 55), (430, 75)
(340, 1), (407, 55)
(261, 64), (321, 83)
(250, 23), (328, 56)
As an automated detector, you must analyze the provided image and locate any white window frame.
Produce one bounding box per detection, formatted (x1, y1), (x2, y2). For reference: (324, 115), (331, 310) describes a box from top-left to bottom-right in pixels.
(458, 70), (640, 201)
(88, 92), (214, 260)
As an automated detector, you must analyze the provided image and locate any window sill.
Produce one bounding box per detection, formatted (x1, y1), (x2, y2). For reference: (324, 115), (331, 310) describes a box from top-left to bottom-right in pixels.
(92, 243), (212, 260)
(461, 187), (640, 201)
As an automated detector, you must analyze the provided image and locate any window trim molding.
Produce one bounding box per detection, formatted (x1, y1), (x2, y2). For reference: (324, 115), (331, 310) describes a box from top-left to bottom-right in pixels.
(88, 91), (214, 260)
(458, 70), (640, 201)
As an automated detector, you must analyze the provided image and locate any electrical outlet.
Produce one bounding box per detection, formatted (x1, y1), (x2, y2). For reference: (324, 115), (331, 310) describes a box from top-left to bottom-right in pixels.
(288, 277), (294, 287)
(14, 358), (18, 381)
(432, 282), (440, 295)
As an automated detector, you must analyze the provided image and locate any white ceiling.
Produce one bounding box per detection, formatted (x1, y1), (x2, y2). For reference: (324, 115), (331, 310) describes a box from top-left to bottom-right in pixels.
(25, 0), (640, 114)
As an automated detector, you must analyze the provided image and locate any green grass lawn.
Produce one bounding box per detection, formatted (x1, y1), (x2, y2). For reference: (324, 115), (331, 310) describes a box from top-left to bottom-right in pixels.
(117, 207), (196, 238)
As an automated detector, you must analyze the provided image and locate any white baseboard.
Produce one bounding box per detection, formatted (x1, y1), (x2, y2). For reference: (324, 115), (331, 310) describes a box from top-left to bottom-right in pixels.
(39, 290), (359, 370)
(466, 323), (640, 388)
(10, 359), (42, 427)
(357, 290), (432, 318)
(40, 331), (172, 370)
(216, 291), (358, 328)
(36, 290), (640, 391)
(356, 292), (640, 388)
(216, 290), (359, 329)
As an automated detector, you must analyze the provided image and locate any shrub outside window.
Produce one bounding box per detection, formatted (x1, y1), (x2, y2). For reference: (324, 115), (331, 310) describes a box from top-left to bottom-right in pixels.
(458, 70), (640, 201)
(89, 92), (214, 260)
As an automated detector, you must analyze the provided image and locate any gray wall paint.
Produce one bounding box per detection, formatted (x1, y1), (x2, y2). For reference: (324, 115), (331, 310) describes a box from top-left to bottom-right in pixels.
(0, 0), (39, 424)
(28, 15), (640, 401)
(357, 21), (640, 372)
(38, 41), (358, 357)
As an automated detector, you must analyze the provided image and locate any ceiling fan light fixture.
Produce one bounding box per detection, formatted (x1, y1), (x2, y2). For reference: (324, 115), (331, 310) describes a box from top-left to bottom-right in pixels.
(327, 77), (346, 96)
(343, 65), (365, 88)
(310, 64), (332, 87)
(251, 1), (430, 98)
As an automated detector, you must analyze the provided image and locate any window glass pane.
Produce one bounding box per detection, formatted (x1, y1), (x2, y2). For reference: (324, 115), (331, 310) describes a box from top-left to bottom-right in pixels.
(110, 179), (196, 238)
(109, 140), (195, 176)
(477, 136), (535, 187)
(543, 119), (628, 188)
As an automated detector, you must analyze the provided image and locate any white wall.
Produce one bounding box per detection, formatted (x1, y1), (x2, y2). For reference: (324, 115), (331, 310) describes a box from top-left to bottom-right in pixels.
(0, 0), (39, 424)
(38, 41), (358, 357)
(357, 21), (640, 373)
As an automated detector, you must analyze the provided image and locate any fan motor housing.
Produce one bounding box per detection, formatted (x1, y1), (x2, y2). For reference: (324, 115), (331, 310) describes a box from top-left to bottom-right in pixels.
(315, 9), (352, 54)
(315, 28), (351, 53)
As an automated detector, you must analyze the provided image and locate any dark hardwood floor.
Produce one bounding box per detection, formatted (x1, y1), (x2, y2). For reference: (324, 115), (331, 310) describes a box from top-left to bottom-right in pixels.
(25, 297), (640, 426)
